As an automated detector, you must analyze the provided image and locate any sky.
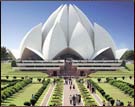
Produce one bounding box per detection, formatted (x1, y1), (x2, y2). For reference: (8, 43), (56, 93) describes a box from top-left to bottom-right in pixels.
(1, 1), (134, 51)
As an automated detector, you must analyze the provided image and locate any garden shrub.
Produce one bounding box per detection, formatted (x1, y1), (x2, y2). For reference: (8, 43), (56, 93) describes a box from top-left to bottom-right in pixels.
(30, 98), (36, 106)
(110, 99), (115, 106)
(107, 79), (134, 97)
(1, 79), (32, 102)
(97, 78), (101, 82)
(24, 101), (31, 106)
(9, 104), (16, 106)
(49, 79), (63, 106)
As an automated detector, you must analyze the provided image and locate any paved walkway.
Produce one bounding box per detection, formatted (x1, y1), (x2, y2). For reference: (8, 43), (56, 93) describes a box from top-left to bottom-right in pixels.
(63, 79), (84, 106)
(84, 82), (103, 106)
(40, 83), (55, 106)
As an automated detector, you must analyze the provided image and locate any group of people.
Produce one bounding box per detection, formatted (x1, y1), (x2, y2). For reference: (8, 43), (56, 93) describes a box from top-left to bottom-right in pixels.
(102, 100), (132, 106)
(127, 101), (132, 106)
(69, 94), (81, 106)
(64, 78), (72, 85)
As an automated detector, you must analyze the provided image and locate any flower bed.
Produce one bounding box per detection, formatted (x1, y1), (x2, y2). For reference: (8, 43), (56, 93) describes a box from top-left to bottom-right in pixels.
(48, 79), (64, 106)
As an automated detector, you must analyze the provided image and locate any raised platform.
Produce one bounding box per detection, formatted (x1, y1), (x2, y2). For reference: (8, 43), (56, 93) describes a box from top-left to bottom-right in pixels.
(13, 60), (124, 76)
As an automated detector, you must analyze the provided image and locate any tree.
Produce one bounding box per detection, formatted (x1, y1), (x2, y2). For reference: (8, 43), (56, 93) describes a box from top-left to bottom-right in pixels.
(30, 98), (36, 106)
(106, 77), (110, 82)
(110, 99), (115, 106)
(11, 60), (16, 67)
(24, 101), (31, 106)
(129, 76), (132, 79)
(97, 78), (101, 82)
(6, 76), (9, 79)
(121, 50), (134, 60)
(37, 78), (41, 82)
(114, 77), (117, 80)
(122, 76), (125, 80)
(13, 76), (17, 80)
(1, 46), (8, 60)
(21, 77), (24, 80)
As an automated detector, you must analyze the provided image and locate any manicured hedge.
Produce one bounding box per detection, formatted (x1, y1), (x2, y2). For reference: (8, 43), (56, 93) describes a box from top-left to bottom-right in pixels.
(88, 79), (115, 106)
(27, 79), (50, 106)
(1, 79), (32, 102)
(108, 79), (134, 97)
(1, 80), (22, 90)
(77, 79), (96, 106)
(49, 79), (63, 106)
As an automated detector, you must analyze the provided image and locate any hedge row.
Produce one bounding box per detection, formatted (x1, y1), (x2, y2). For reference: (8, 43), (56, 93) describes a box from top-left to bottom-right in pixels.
(108, 79), (134, 97)
(2, 80), (22, 90)
(24, 79), (50, 106)
(49, 79), (64, 106)
(76, 80), (96, 106)
(1, 79), (32, 102)
(88, 79), (115, 106)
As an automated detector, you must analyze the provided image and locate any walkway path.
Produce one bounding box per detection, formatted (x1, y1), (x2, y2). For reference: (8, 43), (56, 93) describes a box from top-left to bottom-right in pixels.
(91, 93), (103, 106)
(63, 79), (84, 106)
(40, 83), (55, 106)
(84, 82), (103, 106)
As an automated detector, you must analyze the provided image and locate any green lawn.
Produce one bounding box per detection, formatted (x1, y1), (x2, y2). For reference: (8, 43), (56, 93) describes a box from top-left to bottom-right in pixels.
(91, 77), (134, 85)
(1, 63), (48, 78)
(126, 64), (134, 71)
(92, 78), (134, 106)
(1, 83), (42, 106)
(89, 69), (134, 78)
(117, 78), (134, 85)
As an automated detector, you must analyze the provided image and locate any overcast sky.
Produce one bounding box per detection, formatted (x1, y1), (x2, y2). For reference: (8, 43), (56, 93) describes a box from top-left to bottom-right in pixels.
(1, 1), (134, 51)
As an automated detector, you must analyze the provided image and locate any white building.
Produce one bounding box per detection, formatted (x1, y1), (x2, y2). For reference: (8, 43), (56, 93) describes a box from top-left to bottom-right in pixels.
(12, 4), (127, 60)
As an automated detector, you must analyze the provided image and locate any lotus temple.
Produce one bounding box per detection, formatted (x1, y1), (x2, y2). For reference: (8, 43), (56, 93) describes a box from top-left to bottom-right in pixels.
(12, 4), (128, 76)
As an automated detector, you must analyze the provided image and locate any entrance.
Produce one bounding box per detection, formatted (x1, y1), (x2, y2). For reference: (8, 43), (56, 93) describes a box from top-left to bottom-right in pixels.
(53, 71), (57, 76)
(80, 71), (85, 76)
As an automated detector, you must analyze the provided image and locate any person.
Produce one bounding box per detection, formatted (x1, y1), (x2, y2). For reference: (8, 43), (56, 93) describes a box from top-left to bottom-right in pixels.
(127, 101), (132, 106)
(118, 100), (121, 106)
(32, 94), (34, 99)
(73, 85), (75, 89)
(53, 79), (55, 85)
(116, 99), (119, 106)
(69, 95), (72, 104)
(106, 101), (111, 106)
(70, 85), (72, 90)
(72, 95), (76, 106)
(78, 94), (81, 103)
(71, 80), (72, 85)
(102, 100), (106, 106)
(92, 87), (95, 93)
(76, 94), (79, 104)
